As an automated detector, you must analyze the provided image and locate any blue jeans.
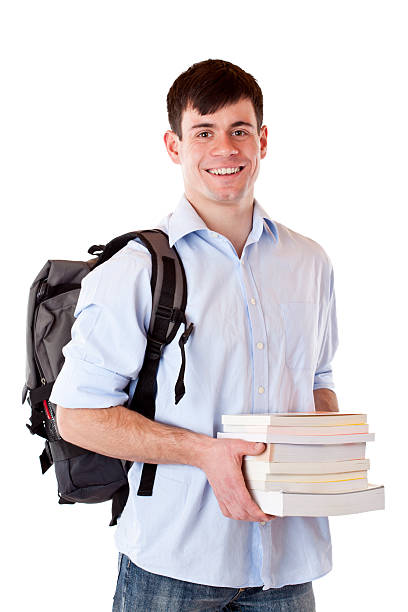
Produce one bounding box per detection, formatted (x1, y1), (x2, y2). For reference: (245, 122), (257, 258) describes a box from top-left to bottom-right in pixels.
(112, 553), (316, 611)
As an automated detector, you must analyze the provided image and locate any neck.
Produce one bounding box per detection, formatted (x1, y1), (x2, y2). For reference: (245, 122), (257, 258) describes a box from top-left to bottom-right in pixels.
(184, 191), (254, 259)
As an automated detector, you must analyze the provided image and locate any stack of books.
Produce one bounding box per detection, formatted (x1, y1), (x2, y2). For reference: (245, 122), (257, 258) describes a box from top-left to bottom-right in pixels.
(217, 412), (385, 517)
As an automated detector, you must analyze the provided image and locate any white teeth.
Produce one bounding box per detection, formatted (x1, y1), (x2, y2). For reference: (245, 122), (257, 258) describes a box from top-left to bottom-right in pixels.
(208, 167), (242, 175)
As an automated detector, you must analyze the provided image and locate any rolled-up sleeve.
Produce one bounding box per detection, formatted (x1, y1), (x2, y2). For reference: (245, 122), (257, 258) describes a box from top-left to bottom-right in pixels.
(313, 266), (339, 391)
(50, 242), (152, 408)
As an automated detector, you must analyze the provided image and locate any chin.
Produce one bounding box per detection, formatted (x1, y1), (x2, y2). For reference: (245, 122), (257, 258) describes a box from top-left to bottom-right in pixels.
(211, 190), (245, 203)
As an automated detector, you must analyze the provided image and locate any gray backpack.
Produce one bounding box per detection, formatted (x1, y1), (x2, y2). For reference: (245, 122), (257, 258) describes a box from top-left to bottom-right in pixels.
(23, 229), (193, 525)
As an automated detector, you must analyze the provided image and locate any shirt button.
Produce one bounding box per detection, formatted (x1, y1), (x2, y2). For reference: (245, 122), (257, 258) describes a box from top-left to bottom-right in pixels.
(258, 386), (265, 394)
(259, 521), (266, 526)
(256, 342), (264, 350)
(250, 298), (256, 305)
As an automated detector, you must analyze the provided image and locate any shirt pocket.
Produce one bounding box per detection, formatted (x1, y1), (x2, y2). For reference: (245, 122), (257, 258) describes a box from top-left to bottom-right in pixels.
(135, 466), (189, 553)
(279, 302), (317, 370)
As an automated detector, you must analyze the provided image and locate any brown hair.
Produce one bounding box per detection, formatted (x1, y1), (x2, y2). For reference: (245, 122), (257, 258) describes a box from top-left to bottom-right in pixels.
(167, 59), (263, 140)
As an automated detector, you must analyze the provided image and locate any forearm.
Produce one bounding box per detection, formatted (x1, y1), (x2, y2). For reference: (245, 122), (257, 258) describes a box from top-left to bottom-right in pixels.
(313, 388), (339, 412)
(56, 404), (214, 468)
(56, 405), (278, 522)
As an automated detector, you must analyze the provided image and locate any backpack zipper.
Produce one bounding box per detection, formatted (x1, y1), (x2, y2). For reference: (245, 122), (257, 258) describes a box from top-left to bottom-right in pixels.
(32, 281), (61, 440)
(33, 278), (50, 385)
(33, 306), (47, 385)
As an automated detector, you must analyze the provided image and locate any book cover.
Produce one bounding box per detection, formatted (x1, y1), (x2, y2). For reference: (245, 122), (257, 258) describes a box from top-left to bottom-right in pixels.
(222, 412), (367, 426)
(250, 484), (385, 517)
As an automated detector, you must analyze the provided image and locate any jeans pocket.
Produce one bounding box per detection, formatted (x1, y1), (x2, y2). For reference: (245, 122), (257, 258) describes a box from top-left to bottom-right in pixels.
(117, 552), (123, 573)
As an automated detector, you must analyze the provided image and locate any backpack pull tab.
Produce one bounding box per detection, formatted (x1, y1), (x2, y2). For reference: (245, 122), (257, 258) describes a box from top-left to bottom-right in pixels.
(175, 322), (194, 404)
(87, 244), (105, 256)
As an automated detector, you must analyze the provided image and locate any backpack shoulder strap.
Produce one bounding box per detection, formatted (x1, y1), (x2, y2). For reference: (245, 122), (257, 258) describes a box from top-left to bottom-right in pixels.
(135, 229), (188, 346)
(131, 230), (193, 498)
(109, 230), (193, 521)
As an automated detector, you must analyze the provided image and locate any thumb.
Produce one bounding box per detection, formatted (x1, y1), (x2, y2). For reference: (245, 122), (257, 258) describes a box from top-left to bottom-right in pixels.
(245, 442), (266, 456)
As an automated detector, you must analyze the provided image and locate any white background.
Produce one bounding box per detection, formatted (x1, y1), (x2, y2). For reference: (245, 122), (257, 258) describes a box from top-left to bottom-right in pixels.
(1, 1), (407, 610)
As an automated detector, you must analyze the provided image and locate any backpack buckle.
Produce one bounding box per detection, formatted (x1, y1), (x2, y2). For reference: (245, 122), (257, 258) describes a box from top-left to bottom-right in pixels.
(156, 304), (175, 321)
(146, 335), (165, 360)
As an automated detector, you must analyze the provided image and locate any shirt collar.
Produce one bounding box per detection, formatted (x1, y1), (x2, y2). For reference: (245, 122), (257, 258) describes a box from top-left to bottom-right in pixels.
(251, 199), (279, 245)
(168, 193), (279, 248)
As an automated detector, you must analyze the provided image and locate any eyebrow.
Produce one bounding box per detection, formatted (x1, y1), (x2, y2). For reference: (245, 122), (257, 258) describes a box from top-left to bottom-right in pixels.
(189, 121), (255, 131)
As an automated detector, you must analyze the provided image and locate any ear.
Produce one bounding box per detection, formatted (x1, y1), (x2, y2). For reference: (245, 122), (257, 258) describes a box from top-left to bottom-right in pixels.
(260, 125), (268, 159)
(164, 130), (181, 165)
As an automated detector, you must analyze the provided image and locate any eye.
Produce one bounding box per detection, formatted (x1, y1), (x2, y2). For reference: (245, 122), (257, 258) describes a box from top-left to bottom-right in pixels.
(232, 129), (247, 136)
(197, 131), (211, 138)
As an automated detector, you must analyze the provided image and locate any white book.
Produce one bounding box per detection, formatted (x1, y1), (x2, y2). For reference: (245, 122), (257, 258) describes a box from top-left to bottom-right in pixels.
(222, 424), (368, 436)
(224, 424), (369, 435)
(222, 412), (367, 426)
(244, 443), (366, 462)
(246, 478), (368, 493)
(242, 458), (370, 475)
(243, 469), (368, 483)
(218, 431), (375, 444)
(250, 484), (385, 516)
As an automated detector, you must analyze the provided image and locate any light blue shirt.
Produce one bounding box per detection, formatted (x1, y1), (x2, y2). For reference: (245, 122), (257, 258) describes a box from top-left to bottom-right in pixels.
(51, 194), (338, 590)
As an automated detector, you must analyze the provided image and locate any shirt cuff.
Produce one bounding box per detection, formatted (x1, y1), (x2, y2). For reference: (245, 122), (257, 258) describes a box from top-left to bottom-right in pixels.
(313, 369), (336, 392)
(50, 357), (130, 408)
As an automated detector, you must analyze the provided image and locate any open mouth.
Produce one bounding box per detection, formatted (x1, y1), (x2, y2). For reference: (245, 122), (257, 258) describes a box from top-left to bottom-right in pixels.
(205, 166), (245, 176)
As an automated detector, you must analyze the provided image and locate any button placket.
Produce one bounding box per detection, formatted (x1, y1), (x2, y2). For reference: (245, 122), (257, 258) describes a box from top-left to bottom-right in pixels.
(239, 259), (268, 412)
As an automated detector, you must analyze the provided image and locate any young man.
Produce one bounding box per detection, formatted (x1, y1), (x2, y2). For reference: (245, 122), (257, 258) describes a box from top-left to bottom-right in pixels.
(51, 59), (338, 611)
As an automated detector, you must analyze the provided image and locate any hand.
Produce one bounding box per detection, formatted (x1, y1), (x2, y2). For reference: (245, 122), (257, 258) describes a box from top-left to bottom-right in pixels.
(199, 438), (276, 522)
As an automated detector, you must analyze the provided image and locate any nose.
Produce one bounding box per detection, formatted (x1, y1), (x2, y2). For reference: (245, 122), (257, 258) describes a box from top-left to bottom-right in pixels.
(210, 132), (238, 157)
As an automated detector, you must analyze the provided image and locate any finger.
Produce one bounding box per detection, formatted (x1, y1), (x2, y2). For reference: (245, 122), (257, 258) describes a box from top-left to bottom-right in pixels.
(241, 442), (266, 457)
(237, 479), (276, 521)
(232, 482), (272, 522)
(218, 500), (232, 519)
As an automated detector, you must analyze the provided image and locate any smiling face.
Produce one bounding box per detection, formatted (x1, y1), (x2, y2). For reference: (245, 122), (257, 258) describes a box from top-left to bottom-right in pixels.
(164, 98), (267, 211)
